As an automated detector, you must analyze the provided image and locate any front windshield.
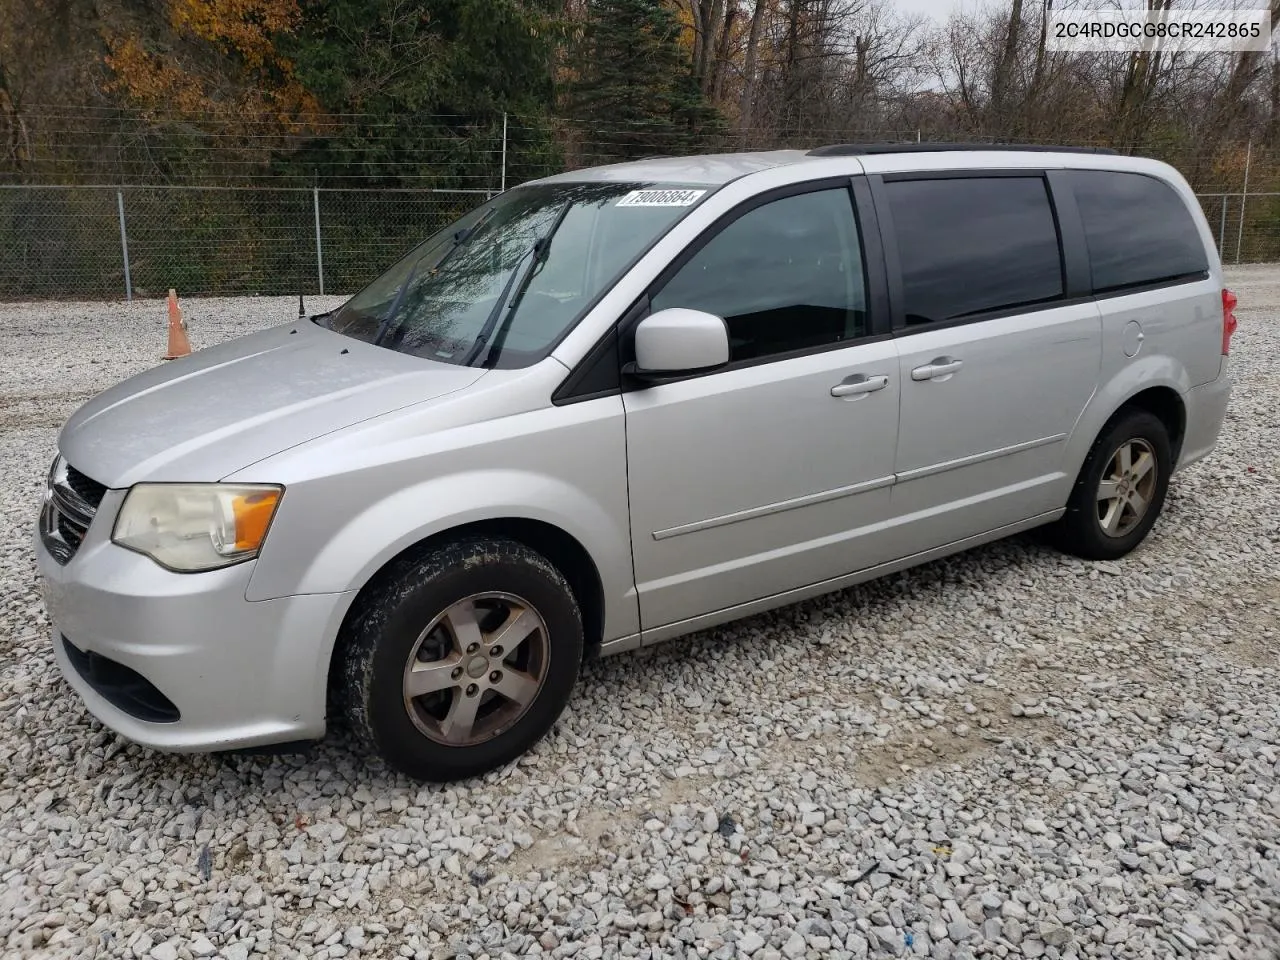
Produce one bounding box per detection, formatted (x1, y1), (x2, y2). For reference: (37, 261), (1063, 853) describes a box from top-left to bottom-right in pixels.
(326, 181), (713, 368)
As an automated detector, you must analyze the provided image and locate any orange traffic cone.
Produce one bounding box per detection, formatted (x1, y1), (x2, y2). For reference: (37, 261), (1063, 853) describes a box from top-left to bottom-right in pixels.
(164, 288), (192, 360)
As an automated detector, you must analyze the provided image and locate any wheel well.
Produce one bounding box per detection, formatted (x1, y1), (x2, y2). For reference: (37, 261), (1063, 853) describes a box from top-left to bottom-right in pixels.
(326, 519), (607, 709)
(453, 519), (606, 654)
(1116, 386), (1186, 463)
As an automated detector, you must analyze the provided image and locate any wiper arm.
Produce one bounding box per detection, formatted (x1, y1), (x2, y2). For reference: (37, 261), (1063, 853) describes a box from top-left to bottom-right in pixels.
(371, 262), (421, 346)
(461, 201), (572, 368)
(373, 209), (496, 347)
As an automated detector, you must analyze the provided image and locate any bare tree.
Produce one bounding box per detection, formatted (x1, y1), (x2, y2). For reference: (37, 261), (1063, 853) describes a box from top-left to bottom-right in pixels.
(738, 0), (769, 133)
(989, 0), (1025, 131)
(1205, 0), (1280, 141)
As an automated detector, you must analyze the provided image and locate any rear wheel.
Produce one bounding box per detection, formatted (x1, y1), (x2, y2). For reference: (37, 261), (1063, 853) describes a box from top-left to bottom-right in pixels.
(1050, 409), (1172, 561)
(340, 538), (582, 781)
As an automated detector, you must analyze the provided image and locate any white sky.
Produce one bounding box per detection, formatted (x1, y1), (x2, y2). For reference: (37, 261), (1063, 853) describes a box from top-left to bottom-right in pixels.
(890, 0), (1275, 19)
(891, 0), (969, 21)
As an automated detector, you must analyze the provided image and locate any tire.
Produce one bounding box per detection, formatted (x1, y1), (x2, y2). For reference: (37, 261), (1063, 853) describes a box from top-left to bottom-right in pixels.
(340, 538), (583, 781)
(1049, 409), (1172, 561)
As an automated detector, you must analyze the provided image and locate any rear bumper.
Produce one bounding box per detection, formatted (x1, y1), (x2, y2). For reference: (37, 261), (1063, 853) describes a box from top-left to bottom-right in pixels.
(36, 521), (352, 752)
(1178, 367), (1232, 471)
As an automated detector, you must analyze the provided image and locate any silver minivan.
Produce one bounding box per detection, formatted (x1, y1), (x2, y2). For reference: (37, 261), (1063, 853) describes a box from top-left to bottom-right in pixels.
(36, 145), (1235, 781)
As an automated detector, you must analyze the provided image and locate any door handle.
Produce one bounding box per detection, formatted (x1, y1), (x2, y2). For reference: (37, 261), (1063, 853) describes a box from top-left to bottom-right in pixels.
(911, 357), (964, 381)
(830, 374), (889, 398)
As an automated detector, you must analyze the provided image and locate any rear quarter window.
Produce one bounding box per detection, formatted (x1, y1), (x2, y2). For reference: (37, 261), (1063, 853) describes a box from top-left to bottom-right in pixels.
(1064, 170), (1209, 294)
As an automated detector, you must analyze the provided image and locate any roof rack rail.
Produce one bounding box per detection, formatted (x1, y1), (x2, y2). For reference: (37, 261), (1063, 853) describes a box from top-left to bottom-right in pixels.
(806, 142), (1119, 157)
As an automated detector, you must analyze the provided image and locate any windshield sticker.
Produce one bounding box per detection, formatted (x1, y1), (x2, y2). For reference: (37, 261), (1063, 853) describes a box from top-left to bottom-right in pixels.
(617, 189), (706, 207)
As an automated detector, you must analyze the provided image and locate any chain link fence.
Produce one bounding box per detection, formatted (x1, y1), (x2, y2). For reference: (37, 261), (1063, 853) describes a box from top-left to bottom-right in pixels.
(0, 184), (490, 299)
(1200, 192), (1280, 268)
(4, 182), (1274, 301)
(2, 124), (1278, 300)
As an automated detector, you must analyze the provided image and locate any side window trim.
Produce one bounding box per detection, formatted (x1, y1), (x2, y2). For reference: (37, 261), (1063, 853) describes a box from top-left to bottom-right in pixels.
(850, 176), (891, 338)
(554, 176), (885, 404)
(1087, 271), (1211, 298)
(881, 167), (1055, 182)
(885, 294), (1099, 336)
(875, 170), (1073, 335)
(642, 178), (859, 304)
(550, 301), (633, 406)
(866, 174), (905, 332)
(1045, 170), (1091, 298)
(630, 178), (878, 373)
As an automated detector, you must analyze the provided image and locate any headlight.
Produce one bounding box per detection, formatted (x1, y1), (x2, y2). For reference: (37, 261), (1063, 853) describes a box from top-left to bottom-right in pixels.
(112, 483), (283, 572)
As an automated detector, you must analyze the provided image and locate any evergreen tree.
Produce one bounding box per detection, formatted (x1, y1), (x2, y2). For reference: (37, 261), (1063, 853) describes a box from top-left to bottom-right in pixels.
(281, 0), (564, 188)
(567, 0), (722, 163)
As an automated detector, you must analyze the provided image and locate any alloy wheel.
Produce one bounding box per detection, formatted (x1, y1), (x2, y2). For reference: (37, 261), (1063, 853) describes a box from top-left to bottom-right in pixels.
(402, 592), (549, 746)
(1096, 437), (1158, 538)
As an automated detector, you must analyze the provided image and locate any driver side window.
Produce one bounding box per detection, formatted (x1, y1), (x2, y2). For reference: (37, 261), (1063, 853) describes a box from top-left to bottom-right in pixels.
(650, 187), (867, 363)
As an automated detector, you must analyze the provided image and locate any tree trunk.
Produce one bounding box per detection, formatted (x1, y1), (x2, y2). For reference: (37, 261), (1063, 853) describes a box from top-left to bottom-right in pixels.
(690, 1), (707, 90)
(1024, 0), (1050, 133)
(710, 6), (737, 103)
(1206, 0), (1280, 142)
(989, 0), (1024, 133)
(0, 80), (28, 172)
(691, 0), (726, 95)
(738, 0), (768, 135)
(1114, 44), (1162, 152)
(1268, 54), (1280, 146)
(849, 33), (871, 112)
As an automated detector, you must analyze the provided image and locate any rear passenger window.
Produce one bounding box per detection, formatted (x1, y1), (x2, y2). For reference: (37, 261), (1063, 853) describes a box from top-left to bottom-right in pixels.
(885, 177), (1063, 325)
(651, 188), (867, 362)
(1065, 170), (1208, 293)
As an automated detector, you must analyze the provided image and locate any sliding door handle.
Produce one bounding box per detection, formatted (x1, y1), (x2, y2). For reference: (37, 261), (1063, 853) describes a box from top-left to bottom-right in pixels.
(911, 357), (964, 381)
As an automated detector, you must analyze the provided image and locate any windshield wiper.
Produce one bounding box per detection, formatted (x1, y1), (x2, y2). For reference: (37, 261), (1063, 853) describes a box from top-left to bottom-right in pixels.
(461, 201), (572, 368)
(373, 209), (496, 347)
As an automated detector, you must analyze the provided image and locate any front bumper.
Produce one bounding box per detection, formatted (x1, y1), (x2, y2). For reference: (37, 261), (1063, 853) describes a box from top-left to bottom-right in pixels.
(35, 505), (353, 752)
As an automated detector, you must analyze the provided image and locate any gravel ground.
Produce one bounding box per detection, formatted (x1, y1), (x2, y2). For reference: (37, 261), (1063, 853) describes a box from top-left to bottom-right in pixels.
(0, 271), (1277, 960)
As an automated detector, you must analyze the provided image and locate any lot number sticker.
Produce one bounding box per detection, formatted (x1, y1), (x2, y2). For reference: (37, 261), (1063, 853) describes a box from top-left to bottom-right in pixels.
(617, 189), (706, 207)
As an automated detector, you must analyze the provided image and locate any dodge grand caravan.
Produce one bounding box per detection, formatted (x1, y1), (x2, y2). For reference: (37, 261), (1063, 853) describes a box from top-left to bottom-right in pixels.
(36, 144), (1235, 781)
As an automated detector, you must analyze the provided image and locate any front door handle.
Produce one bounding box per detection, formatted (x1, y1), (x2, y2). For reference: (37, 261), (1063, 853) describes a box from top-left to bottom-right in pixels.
(831, 374), (889, 398)
(911, 357), (964, 381)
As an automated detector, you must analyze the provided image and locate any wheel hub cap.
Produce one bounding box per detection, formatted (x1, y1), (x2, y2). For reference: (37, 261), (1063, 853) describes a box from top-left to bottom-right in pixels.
(401, 592), (550, 747)
(1096, 438), (1158, 539)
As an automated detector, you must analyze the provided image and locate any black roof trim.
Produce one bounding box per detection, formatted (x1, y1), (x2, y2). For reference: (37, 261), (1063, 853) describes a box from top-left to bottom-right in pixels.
(807, 142), (1119, 157)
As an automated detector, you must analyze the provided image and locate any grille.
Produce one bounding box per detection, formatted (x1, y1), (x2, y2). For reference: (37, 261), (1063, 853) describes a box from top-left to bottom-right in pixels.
(64, 465), (106, 508)
(40, 458), (106, 565)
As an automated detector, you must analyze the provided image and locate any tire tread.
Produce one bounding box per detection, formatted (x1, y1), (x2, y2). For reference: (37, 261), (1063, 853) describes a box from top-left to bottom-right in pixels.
(1050, 409), (1172, 561)
(338, 537), (582, 780)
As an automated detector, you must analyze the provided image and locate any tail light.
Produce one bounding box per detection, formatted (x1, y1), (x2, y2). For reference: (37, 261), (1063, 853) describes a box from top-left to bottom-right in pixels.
(1221, 288), (1238, 355)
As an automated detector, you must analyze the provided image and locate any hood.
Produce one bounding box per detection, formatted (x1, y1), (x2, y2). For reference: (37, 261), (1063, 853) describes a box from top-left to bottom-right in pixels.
(58, 320), (487, 488)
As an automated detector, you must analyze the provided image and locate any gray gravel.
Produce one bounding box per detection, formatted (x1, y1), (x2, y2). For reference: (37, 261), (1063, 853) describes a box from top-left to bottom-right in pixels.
(1, 272), (1277, 960)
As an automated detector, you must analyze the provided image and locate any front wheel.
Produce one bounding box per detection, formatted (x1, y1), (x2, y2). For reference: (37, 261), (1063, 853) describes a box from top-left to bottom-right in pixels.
(340, 538), (583, 781)
(1049, 409), (1172, 561)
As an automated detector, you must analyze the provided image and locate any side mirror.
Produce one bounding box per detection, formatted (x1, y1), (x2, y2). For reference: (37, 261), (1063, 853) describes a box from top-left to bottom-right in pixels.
(629, 308), (729, 379)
